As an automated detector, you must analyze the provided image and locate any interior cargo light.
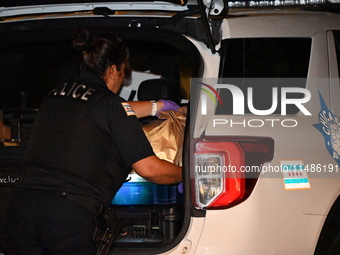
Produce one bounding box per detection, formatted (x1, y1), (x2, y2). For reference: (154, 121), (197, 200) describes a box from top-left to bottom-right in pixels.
(191, 137), (274, 210)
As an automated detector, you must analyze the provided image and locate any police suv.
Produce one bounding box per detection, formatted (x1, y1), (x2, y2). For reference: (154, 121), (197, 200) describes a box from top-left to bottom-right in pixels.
(0, 0), (340, 254)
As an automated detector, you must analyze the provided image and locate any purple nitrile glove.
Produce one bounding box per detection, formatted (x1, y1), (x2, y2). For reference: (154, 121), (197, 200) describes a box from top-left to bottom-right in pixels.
(159, 99), (180, 112)
(156, 100), (180, 117)
(177, 183), (183, 193)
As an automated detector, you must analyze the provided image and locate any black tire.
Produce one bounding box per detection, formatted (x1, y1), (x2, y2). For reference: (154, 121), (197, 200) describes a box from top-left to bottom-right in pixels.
(314, 196), (340, 255)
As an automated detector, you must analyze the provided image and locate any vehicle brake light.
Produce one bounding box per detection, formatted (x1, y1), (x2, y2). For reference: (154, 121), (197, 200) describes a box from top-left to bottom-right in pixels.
(191, 137), (274, 210)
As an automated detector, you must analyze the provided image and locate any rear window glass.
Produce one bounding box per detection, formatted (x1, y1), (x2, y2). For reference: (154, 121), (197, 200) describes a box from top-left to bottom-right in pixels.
(334, 31), (340, 77)
(217, 38), (312, 115)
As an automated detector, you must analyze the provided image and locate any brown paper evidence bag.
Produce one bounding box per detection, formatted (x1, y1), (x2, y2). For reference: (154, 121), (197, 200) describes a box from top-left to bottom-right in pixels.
(142, 106), (187, 167)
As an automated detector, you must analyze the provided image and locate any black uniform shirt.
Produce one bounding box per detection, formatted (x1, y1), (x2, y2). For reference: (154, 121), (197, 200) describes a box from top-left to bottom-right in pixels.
(19, 71), (155, 206)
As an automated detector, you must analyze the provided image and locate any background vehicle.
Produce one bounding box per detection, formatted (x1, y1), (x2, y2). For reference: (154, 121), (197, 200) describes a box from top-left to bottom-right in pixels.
(1, 0), (340, 254)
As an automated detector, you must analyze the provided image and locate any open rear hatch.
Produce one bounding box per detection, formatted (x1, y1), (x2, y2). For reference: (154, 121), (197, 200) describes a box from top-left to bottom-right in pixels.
(0, 1), (204, 252)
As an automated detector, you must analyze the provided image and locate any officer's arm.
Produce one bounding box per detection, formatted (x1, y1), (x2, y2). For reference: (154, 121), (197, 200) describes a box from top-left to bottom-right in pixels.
(128, 101), (164, 118)
(132, 155), (182, 185)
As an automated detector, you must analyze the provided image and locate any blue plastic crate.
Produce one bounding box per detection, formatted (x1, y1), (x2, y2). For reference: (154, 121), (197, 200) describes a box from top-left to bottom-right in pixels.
(111, 173), (154, 205)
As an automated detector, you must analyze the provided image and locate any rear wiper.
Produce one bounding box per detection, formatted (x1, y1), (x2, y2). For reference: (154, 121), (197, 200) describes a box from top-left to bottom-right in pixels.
(93, 7), (116, 17)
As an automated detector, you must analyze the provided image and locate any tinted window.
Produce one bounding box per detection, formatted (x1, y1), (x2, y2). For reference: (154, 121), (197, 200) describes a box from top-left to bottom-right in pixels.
(334, 31), (340, 77)
(217, 38), (312, 114)
(220, 38), (311, 78)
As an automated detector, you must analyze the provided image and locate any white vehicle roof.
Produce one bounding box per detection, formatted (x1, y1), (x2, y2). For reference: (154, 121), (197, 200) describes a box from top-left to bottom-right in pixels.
(223, 10), (340, 39)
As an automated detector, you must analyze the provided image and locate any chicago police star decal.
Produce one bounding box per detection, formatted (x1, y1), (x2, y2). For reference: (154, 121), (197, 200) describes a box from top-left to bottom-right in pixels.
(314, 93), (340, 165)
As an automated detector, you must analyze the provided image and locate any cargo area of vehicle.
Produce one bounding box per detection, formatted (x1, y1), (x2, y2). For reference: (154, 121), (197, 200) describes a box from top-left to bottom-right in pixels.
(0, 20), (202, 253)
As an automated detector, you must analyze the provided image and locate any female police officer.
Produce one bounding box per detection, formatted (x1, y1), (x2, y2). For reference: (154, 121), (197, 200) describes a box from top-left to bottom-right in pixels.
(4, 32), (182, 255)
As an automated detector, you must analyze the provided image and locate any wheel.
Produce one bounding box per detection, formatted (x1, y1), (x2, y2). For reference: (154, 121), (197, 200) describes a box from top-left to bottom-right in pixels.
(315, 196), (340, 255)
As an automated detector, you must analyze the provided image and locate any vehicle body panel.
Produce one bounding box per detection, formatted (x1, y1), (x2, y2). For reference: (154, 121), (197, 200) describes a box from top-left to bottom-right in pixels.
(189, 11), (340, 254)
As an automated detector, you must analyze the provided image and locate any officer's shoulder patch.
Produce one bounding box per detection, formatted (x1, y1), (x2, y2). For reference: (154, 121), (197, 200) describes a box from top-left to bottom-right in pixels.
(121, 102), (136, 116)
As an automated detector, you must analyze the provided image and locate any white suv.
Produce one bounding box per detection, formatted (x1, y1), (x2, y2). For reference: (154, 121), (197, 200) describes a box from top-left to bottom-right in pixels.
(0, 0), (340, 254)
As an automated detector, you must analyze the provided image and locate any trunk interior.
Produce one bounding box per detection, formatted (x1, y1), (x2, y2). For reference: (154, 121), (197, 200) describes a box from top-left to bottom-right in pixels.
(0, 18), (203, 253)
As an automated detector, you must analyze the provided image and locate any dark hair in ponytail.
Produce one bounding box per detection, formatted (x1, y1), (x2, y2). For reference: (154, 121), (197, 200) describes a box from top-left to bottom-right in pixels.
(73, 27), (131, 80)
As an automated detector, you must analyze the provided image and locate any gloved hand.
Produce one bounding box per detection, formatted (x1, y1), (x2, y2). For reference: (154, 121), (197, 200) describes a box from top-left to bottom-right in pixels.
(158, 99), (180, 113)
(177, 183), (183, 193)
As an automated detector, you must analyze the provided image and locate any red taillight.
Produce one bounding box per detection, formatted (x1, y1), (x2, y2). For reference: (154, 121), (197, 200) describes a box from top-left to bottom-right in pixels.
(191, 137), (274, 210)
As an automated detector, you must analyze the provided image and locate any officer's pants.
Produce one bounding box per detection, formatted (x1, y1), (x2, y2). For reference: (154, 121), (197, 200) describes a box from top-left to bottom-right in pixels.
(3, 190), (97, 255)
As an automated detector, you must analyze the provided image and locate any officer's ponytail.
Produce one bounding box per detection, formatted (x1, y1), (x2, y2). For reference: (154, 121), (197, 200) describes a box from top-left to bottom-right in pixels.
(73, 26), (131, 83)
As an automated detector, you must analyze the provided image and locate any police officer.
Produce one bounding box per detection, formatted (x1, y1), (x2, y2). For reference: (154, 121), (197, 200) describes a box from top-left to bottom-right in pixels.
(4, 33), (182, 255)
